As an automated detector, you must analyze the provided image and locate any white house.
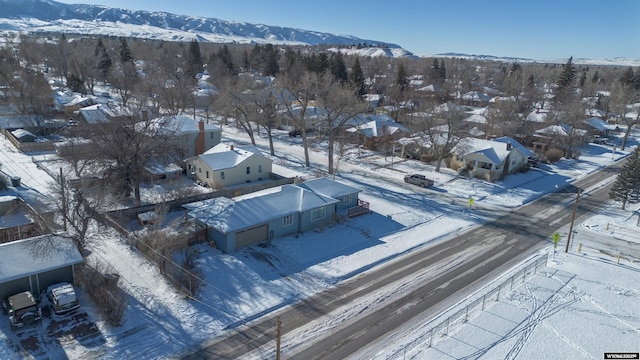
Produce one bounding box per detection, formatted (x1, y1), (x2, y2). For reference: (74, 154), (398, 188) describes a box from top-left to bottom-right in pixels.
(185, 143), (272, 188)
(450, 136), (532, 181)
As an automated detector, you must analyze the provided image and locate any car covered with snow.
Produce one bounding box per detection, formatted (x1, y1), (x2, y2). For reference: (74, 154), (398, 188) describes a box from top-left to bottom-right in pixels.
(3, 291), (43, 330)
(47, 282), (80, 315)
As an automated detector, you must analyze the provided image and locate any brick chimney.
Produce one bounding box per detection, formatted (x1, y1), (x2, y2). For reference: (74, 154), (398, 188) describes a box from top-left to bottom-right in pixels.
(195, 120), (205, 155)
(230, 144), (234, 151)
(506, 142), (512, 151)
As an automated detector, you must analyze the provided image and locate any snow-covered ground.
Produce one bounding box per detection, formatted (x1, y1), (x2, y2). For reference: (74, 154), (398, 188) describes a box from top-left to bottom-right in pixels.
(0, 119), (639, 359)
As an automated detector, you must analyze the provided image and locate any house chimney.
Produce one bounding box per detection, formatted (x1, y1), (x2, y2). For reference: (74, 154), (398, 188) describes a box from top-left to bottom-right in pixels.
(506, 142), (512, 151)
(230, 144), (234, 151)
(195, 120), (205, 155)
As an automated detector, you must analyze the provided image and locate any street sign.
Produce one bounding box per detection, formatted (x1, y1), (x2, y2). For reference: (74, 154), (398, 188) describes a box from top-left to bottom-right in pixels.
(552, 232), (560, 249)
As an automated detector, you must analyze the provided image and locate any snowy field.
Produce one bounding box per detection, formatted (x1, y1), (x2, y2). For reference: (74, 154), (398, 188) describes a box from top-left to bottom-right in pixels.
(0, 122), (639, 359)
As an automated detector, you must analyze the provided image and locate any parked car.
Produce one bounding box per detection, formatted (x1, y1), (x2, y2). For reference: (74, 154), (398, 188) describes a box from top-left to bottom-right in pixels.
(288, 129), (301, 137)
(3, 291), (42, 330)
(404, 174), (434, 188)
(47, 282), (80, 315)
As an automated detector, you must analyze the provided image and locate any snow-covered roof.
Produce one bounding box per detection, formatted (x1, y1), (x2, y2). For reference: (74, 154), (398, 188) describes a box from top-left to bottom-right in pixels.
(196, 143), (267, 171)
(186, 184), (338, 233)
(461, 91), (493, 103)
(583, 117), (610, 131)
(345, 113), (408, 138)
(10, 128), (35, 139)
(535, 124), (588, 137)
(0, 234), (83, 283)
(296, 177), (362, 199)
(150, 115), (221, 135)
(451, 137), (530, 164)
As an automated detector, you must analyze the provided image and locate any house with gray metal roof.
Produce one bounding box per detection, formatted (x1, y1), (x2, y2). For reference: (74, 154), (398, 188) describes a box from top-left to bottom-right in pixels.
(185, 178), (363, 253)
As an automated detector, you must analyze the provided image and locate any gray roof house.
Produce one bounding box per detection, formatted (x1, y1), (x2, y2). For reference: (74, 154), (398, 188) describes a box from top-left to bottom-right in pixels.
(0, 234), (83, 300)
(185, 178), (364, 253)
(450, 136), (532, 181)
(149, 115), (222, 158)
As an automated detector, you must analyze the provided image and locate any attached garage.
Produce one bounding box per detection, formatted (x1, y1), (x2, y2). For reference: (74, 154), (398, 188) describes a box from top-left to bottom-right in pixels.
(235, 224), (268, 249)
(0, 235), (83, 301)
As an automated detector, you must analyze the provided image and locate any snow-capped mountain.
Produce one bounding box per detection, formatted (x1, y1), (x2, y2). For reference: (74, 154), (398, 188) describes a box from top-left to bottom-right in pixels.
(0, 0), (415, 58)
(434, 52), (640, 67)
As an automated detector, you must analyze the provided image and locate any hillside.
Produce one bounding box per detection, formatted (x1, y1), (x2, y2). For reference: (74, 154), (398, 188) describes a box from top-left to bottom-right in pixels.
(0, 0), (414, 58)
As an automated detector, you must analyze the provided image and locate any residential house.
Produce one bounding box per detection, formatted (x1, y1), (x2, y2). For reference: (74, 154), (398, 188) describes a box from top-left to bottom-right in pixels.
(0, 234), (83, 300)
(149, 115), (222, 159)
(185, 143), (272, 188)
(531, 123), (589, 155)
(583, 117), (611, 138)
(450, 136), (532, 181)
(345, 113), (409, 149)
(185, 178), (364, 253)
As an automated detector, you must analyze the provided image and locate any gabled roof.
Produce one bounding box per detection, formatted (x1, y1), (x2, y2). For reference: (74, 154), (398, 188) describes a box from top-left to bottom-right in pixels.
(451, 137), (530, 165)
(296, 177), (362, 199)
(584, 117), (610, 131)
(196, 143), (269, 171)
(11, 129), (35, 139)
(535, 123), (588, 137)
(149, 115), (221, 135)
(0, 234), (83, 283)
(186, 184), (338, 233)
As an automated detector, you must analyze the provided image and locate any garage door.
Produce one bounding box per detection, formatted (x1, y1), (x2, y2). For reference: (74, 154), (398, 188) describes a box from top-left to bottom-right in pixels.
(235, 224), (268, 249)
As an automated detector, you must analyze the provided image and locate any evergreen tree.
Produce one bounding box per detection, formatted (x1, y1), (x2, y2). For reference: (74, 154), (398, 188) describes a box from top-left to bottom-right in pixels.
(395, 62), (409, 92)
(216, 44), (236, 75)
(439, 59), (447, 81)
(119, 37), (133, 63)
(262, 44), (279, 76)
(241, 49), (250, 72)
(349, 57), (366, 99)
(94, 38), (112, 81)
(620, 67), (635, 87)
(609, 147), (640, 210)
(557, 56), (576, 89)
(186, 39), (203, 78)
(330, 51), (348, 83)
(579, 68), (587, 87)
(591, 70), (600, 84)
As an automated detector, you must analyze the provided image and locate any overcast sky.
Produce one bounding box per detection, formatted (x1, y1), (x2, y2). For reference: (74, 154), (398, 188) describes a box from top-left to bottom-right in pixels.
(55, 0), (640, 60)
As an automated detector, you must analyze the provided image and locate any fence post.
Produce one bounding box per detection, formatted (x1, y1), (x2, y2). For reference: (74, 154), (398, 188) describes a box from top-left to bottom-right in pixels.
(427, 329), (432, 347)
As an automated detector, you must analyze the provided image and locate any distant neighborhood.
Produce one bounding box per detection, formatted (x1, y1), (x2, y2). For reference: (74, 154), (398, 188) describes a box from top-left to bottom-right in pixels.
(0, 30), (639, 357)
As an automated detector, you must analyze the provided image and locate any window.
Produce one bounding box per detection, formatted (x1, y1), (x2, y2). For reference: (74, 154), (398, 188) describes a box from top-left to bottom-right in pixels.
(311, 207), (326, 221)
(258, 164), (263, 173)
(221, 171), (225, 179)
(343, 194), (353, 204)
(209, 132), (214, 139)
(198, 167), (202, 174)
(479, 162), (492, 170)
(206, 170), (209, 179)
(283, 214), (293, 227)
(246, 166), (250, 174)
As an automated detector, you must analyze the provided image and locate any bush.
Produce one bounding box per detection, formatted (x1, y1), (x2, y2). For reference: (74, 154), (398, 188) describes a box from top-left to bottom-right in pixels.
(544, 148), (564, 163)
(419, 153), (437, 163)
(76, 262), (127, 326)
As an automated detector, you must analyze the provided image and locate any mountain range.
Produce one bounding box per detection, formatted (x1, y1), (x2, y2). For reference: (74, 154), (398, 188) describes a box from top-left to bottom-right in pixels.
(0, 0), (417, 58)
(1, 0), (639, 65)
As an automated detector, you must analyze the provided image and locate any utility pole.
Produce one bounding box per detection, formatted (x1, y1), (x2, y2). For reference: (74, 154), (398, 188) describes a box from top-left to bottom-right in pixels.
(565, 187), (581, 253)
(60, 167), (67, 231)
(276, 316), (281, 360)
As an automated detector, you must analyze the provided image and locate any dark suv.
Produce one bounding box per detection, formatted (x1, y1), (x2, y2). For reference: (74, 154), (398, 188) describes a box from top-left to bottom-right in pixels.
(4, 291), (43, 330)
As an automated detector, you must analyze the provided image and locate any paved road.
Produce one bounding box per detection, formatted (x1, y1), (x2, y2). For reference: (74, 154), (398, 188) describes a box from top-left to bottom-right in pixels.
(183, 159), (623, 359)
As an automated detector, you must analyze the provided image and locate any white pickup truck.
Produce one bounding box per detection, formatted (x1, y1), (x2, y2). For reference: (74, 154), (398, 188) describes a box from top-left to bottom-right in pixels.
(404, 174), (434, 188)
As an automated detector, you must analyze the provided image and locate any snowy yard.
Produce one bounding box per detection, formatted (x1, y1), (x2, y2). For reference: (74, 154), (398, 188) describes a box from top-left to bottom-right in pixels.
(0, 123), (639, 359)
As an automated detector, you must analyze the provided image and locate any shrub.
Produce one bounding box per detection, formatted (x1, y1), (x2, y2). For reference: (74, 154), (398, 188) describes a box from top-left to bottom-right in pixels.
(76, 262), (127, 326)
(544, 148), (564, 163)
